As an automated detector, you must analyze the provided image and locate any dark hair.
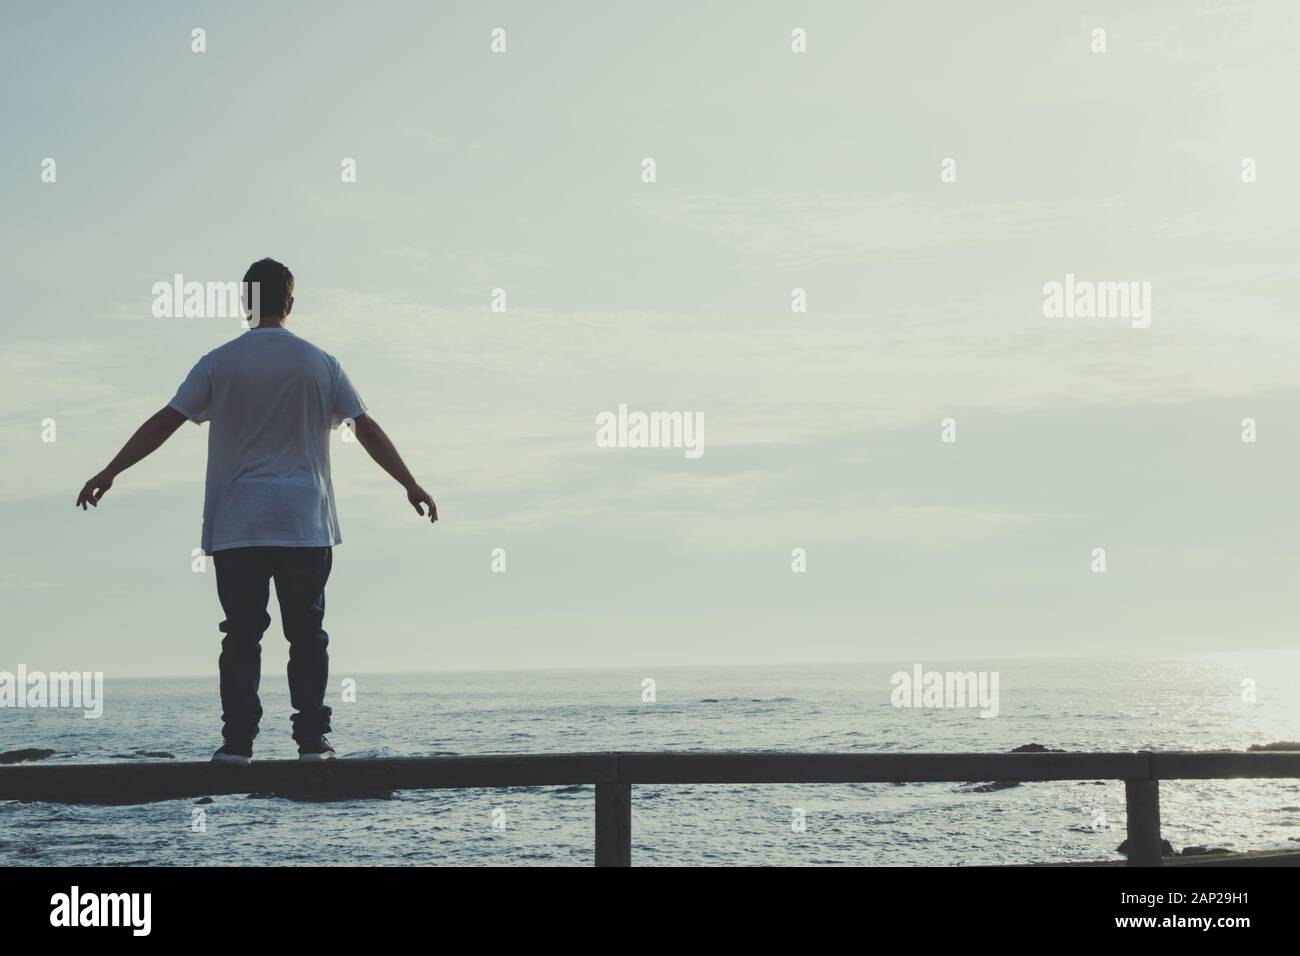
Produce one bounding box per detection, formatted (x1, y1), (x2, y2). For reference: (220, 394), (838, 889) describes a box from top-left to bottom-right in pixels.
(242, 258), (294, 323)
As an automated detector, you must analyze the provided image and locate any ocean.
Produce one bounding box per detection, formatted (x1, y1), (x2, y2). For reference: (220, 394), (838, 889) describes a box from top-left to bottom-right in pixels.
(3, 655), (1299, 866)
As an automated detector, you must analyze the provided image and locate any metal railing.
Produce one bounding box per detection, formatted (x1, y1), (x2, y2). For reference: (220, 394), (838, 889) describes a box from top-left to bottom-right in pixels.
(3, 750), (1298, 866)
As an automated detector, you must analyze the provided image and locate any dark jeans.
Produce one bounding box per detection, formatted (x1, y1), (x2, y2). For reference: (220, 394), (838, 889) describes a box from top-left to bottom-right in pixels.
(213, 546), (333, 744)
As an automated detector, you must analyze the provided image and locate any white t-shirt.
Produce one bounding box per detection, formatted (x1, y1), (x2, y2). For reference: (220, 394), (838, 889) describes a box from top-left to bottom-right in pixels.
(168, 328), (366, 554)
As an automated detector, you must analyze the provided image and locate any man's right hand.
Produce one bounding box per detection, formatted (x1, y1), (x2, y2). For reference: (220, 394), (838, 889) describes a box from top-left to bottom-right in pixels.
(407, 484), (438, 523)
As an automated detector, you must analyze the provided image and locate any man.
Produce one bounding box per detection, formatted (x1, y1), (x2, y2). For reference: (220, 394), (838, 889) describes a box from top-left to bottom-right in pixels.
(75, 258), (436, 765)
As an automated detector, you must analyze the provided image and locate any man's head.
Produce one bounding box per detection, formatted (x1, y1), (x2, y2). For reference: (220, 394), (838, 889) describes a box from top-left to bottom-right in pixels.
(242, 258), (294, 327)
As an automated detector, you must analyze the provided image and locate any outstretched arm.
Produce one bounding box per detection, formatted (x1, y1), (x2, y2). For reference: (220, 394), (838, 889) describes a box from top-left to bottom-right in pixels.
(75, 406), (187, 510)
(351, 412), (437, 523)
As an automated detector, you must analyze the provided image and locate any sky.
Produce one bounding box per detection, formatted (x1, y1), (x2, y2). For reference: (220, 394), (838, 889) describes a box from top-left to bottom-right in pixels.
(1, 1), (1298, 677)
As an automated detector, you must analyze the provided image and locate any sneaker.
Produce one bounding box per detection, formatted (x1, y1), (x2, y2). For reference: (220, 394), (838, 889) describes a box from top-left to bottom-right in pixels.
(297, 735), (336, 761)
(212, 740), (253, 766)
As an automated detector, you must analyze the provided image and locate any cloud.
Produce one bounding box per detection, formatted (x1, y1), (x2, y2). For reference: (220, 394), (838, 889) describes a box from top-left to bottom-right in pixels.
(633, 191), (1099, 269)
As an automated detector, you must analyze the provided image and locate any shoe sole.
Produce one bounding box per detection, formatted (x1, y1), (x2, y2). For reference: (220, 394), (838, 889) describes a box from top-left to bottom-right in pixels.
(212, 753), (252, 766)
(298, 752), (336, 762)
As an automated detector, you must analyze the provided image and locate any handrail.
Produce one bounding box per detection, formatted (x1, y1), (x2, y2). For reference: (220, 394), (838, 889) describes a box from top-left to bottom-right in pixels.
(4, 750), (1299, 866)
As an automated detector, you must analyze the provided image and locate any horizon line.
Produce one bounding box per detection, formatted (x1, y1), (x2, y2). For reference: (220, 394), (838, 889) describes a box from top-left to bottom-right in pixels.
(26, 648), (1298, 682)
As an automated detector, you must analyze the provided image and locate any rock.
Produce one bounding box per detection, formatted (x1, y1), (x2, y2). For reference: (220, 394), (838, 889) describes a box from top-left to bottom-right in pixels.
(700, 698), (720, 703)
(0, 748), (56, 764)
(956, 745), (1066, 792)
(1180, 845), (1232, 856)
(956, 780), (1020, 793)
(194, 797), (214, 805)
(109, 751), (175, 760)
(247, 790), (395, 802)
(275, 790), (395, 802)
(1117, 838), (1176, 858)
(1248, 741), (1300, 752)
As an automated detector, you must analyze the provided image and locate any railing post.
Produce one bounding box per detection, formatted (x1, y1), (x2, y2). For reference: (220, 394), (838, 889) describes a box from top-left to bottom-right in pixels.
(1124, 777), (1163, 867)
(594, 782), (631, 867)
